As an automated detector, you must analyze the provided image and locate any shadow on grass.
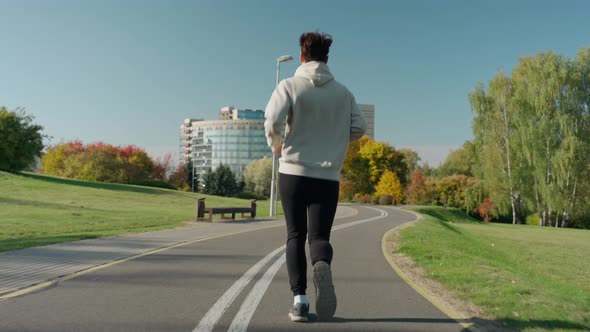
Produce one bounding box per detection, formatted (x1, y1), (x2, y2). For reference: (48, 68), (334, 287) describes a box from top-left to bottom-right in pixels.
(414, 206), (479, 224)
(432, 218), (463, 234)
(492, 317), (590, 331)
(19, 172), (182, 196)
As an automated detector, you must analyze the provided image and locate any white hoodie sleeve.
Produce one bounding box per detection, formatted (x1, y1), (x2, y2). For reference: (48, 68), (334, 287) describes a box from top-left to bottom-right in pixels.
(350, 96), (367, 141)
(264, 80), (291, 150)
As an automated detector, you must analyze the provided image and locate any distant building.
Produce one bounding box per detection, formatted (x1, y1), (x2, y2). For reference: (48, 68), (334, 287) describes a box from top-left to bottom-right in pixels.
(180, 107), (272, 180)
(358, 104), (375, 139)
(180, 103), (375, 182)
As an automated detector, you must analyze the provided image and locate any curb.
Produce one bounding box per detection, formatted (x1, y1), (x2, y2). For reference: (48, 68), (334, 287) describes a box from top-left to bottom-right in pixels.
(381, 207), (479, 332)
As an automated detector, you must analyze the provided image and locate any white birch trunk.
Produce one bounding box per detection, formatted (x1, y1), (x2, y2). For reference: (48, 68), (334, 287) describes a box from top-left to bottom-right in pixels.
(500, 93), (518, 224)
(534, 176), (543, 226)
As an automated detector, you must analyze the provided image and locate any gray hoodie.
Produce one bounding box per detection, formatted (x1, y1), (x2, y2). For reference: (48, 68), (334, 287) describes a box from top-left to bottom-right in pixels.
(264, 61), (367, 181)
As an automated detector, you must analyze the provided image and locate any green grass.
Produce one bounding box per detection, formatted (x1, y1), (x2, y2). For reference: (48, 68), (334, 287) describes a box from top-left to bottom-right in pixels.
(399, 206), (590, 332)
(0, 171), (282, 252)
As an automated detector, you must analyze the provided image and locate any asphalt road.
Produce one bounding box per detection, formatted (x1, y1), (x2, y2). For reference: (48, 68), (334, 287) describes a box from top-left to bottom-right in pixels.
(0, 206), (467, 332)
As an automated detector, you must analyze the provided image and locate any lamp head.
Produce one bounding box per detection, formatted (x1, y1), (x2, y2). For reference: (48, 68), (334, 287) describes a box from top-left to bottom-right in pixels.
(277, 55), (293, 63)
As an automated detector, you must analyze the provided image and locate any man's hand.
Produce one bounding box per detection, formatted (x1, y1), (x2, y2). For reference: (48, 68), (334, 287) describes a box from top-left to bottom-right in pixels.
(271, 144), (282, 155)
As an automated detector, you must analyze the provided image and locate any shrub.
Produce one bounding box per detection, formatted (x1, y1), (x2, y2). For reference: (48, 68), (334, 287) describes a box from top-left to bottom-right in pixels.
(354, 194), (373, 204)
(435, 174), (479, 210)
(405, 169), (430, 205)
(374, 170), (404, 204)
(243, 157), (272, 197)
(42, 141), (153, 183)
(338, 176), (355, 202)
(475, 197), (495, 222)
(0, 107), (45, 172)
(526, 213), (540, 226)
(378, 195), (394, 205)
(371, 195), (380, 205)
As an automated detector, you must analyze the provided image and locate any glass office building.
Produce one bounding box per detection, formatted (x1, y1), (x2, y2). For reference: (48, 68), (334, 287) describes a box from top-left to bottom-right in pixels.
(358, 104), (375, 139)
(180, 104), (375, 183)
(180, 107), (272, 180)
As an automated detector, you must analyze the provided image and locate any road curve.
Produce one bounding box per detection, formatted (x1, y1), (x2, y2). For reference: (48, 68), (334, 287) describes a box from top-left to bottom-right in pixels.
(0, 205), (467, 332)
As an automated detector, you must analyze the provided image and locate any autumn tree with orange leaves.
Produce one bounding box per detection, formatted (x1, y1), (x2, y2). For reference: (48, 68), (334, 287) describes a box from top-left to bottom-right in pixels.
(41, 141), (153, 183)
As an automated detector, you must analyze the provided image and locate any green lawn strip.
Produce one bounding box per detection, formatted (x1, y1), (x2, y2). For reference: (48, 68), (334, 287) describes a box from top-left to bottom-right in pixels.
(0, 171), (281, 252)
(398, 206), (590, 332)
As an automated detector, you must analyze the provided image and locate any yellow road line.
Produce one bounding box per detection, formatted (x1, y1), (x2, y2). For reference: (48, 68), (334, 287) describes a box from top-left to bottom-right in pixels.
(381, 207), (479, 332)
(0, 224), (282, 302)
(1, 204), (356, 302)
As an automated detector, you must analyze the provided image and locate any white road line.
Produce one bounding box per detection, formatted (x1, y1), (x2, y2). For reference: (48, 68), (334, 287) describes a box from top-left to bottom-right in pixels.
(332, 207), (387, 231)
(225, 206), (389, 332)
(192, 246), (285, 332)
(227, 253), (287, 332)
(193, 207), (357, 332)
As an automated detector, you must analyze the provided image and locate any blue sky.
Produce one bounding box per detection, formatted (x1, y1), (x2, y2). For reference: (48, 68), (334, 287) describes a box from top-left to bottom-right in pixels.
(1, 0), (589, 166)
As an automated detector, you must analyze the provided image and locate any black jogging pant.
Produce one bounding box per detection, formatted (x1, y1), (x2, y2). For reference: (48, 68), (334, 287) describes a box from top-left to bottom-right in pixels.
(278, 173), (339, 296)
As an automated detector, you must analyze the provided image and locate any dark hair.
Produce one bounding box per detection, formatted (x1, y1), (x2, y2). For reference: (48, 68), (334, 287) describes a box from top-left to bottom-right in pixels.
(299, 32), (333, 63)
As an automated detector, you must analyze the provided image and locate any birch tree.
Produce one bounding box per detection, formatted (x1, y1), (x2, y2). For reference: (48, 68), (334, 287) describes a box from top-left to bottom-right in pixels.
(512, 51), (585, 227)
(470, 72), (523, 224)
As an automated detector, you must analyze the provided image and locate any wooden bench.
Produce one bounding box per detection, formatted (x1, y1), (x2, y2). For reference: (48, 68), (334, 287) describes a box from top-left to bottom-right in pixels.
(196, 198), (257, 222)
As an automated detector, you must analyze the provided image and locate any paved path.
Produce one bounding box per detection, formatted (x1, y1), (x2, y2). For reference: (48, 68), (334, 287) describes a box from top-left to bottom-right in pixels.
(0, 205), (468, 332)
(0, 206), (357, 298)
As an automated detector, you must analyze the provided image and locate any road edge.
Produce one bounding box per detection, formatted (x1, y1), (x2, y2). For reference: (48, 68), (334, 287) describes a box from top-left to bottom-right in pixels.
(0, 205), (357, 302)
(380, 207), (479, 332)
(0, 225), (282, 302)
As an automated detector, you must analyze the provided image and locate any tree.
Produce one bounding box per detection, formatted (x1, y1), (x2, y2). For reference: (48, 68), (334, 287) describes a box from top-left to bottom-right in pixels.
(243, 157), (272, 197)
(338, 176), (355, 202)
(183, 160), (199, 192)
(168, 163), (189, 189)
(404, 169), (429, 205)
(374, 170), (404, 204)
(436, 174), (478, 210)
(467, 49), (590, 227)
(511, 51), (587, 227)
(358, 138), (408, 187)
(120, 145), (153, 183)
(341, 136), (374, 195)
(0, 107), (45, 172)
(150, 153), (173, 182)
(437, 141), (476, 178)
(399, 148), (421, 182)
(202, 164), (239, 196)
(41, 141), (153, 183)
(67, 148), (121, 182)
(470, 72), (523, 224)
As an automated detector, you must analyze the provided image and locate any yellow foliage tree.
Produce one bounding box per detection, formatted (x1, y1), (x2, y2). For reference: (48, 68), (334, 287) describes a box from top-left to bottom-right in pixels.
(375, 170), (404, 204)
(358, 139), (408, 188)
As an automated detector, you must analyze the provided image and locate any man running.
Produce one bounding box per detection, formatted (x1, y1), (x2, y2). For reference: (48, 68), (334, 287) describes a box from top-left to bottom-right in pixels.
(264, 31), (367, 322)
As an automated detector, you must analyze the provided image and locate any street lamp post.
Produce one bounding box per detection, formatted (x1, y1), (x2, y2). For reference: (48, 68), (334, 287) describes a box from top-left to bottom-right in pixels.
(270, 55), (293, 218)
(191, 162), (195, 193)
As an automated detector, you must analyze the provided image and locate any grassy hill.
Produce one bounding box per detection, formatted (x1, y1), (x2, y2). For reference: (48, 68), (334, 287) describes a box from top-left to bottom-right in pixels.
(0, 171), (280, 252)
(398, 206), (590, 332)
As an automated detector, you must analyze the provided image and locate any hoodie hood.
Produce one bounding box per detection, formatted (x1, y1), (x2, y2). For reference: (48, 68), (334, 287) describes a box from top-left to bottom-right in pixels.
(294, 61), (334, 87)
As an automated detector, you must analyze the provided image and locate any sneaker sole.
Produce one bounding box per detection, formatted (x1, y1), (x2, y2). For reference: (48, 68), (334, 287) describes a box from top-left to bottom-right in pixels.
(288, 312), (309, 322)
(313, 261), (337, 320)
